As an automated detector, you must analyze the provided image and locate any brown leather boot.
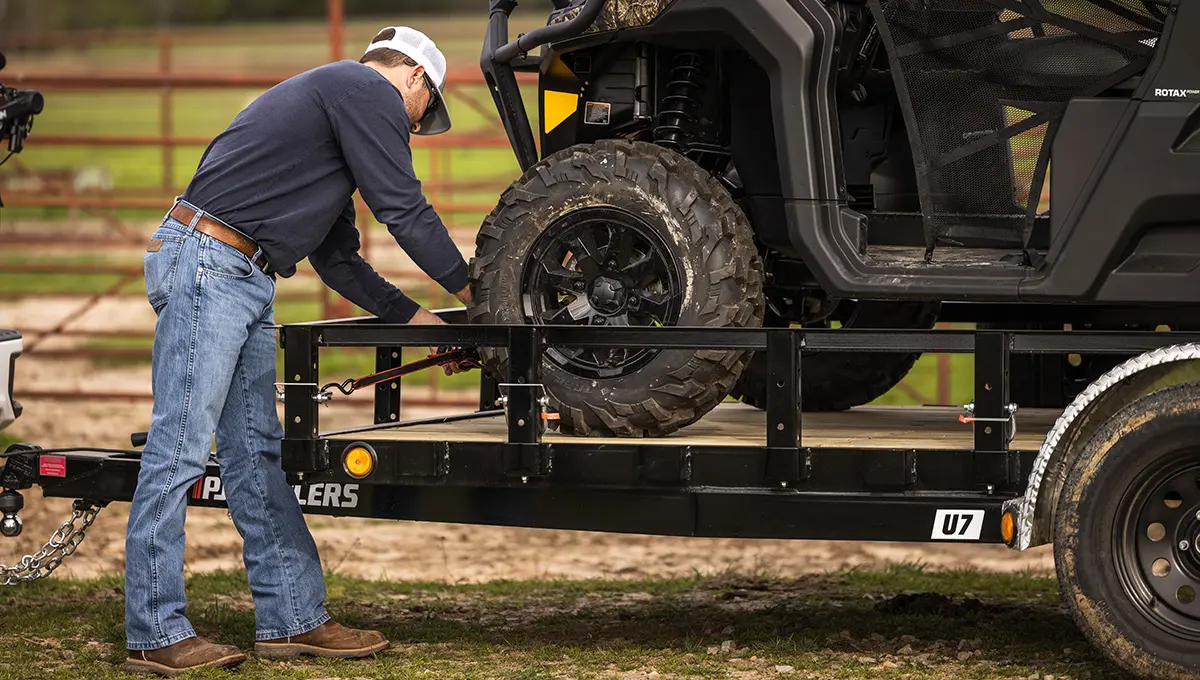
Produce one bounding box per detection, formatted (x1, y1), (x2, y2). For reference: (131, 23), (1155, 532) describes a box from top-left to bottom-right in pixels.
(255, 620), (389, 659)
(124, 636), (247, 677)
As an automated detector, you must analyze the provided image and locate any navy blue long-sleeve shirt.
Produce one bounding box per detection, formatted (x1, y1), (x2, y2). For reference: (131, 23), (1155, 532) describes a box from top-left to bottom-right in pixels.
(180, 60), (467, 322)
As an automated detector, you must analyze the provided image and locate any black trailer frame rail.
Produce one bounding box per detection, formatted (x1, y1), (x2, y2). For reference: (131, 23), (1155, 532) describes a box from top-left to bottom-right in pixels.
(9, 321), (1200, 545)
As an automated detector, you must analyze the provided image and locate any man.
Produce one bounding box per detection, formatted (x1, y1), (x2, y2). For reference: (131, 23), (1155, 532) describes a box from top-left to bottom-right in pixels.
(124, 27), (467, 677)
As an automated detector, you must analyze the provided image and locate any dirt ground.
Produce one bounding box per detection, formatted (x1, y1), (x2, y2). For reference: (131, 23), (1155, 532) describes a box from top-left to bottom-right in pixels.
(3, 346), (1055, 584)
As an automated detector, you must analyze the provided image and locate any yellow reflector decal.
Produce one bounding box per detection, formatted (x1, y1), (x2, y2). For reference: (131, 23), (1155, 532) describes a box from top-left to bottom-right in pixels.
(543, 90), (579, 134)
(1001, 511), (1016, 545)
(343, 446), (375, 479)
(545, 53), (575, 80)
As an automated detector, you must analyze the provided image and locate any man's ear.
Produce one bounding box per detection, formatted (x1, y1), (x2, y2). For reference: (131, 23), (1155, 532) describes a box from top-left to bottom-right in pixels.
(409, 64), (426, 88)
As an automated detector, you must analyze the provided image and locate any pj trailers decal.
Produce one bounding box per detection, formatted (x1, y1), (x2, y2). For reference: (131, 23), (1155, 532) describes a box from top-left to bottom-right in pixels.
(191, 476), (360, 509)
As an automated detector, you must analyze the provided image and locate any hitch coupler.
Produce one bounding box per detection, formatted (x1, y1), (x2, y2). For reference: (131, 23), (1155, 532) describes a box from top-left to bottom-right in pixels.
(0, 489), (23, 537)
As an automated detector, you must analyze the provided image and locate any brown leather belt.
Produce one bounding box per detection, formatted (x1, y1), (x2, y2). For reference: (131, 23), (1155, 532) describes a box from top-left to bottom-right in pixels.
(168, 202), (272, 274)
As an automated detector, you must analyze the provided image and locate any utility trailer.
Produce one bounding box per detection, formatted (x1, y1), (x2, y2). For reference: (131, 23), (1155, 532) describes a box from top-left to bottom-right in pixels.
(3, 0), (1200, 677)
(4, 317), (1200, 678)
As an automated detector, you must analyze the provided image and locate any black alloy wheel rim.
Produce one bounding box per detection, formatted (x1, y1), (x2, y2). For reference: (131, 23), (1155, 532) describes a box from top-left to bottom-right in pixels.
(521, 207), (683, 379)
(1115, 452), (1200, 640)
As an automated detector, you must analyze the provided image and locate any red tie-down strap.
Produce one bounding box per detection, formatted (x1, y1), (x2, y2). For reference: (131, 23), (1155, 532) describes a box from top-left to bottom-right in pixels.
(321, 347), (483, 396)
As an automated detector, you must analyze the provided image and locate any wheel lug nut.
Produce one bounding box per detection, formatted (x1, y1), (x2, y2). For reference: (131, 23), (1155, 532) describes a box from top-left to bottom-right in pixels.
(1181, 539), (1192, 552)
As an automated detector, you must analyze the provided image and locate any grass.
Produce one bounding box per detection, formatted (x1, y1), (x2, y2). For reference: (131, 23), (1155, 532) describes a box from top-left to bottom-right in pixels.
(873, 351), (974, 407)
(0, 565), (1122, 679)
(0, 432), (20, 450)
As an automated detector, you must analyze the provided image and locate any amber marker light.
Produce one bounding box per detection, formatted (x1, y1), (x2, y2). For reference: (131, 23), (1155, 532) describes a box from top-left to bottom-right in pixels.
(1001, 511), (1016, 545)
(342, 443), (376, 479)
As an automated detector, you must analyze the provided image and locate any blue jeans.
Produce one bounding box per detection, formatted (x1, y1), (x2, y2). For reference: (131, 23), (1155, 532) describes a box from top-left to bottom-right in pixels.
(125, 203), (329, 650)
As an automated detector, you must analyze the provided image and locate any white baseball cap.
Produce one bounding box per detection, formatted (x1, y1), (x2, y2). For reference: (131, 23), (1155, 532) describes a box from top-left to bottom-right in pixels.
(365, 26), (452, 135)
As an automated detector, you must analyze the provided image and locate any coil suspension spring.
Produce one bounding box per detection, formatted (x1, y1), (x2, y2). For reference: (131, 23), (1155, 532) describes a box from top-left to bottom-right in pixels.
(653, 52), (706, 150)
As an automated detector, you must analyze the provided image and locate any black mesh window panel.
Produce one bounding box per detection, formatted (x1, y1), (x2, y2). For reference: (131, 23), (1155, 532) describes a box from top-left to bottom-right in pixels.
(868, 0), (1165, 258)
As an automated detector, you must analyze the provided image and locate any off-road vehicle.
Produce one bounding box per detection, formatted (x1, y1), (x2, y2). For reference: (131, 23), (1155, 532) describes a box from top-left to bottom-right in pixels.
(471, 0), (1200, 437)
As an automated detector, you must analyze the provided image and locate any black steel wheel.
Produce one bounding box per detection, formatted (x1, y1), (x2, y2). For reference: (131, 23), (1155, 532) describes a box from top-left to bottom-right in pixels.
(1055, 382), (1200, 679)
(1117, 457), (1200, 638)
(521, 207), (682, 379)
(468, 139), (763, 437)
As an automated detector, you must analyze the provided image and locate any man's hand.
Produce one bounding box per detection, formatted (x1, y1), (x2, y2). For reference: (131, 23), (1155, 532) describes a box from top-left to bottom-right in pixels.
(408, 307), (446, 326)
(407, 307), (446, 363)
(454, 285), (472, 306)
(407, 306), (470, 376)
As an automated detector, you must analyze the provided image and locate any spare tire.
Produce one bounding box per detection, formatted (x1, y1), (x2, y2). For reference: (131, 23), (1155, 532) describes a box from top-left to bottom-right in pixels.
(467, 140), (764, 437)
(731, 300), (940, 412)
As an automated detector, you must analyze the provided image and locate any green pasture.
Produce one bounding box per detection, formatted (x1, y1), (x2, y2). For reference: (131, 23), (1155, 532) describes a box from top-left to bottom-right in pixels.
(0, 565), (1126, 679)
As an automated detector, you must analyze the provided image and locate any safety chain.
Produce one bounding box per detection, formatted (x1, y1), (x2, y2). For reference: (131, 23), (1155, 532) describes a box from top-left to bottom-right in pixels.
(1, 500), (105, 585)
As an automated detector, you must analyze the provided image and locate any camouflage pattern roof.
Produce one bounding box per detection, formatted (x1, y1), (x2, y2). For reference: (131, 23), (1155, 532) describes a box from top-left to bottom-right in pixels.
(550, 0), (677, 34)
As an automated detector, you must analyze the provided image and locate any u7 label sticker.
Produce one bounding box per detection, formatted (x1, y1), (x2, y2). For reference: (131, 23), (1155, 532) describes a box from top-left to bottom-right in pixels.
(931, 509), (985, 540)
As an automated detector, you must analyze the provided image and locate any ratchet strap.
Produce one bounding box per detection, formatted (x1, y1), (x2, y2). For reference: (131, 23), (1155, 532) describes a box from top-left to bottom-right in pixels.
(321, 347), (483, 396)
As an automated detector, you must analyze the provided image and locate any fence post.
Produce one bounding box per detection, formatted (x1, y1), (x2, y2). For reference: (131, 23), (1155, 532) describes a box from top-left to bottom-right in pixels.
(158, 34), (173, 193)
(328, 0), (344, 62)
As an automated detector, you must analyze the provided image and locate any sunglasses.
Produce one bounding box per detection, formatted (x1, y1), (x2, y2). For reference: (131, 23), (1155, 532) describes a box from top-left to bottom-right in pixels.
(419, 73), (439, 123)
(401, 56), (439, 124)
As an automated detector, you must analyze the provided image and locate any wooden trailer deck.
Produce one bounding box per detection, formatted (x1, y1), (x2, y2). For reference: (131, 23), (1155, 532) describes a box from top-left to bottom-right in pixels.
(347, 403), (1062, 450)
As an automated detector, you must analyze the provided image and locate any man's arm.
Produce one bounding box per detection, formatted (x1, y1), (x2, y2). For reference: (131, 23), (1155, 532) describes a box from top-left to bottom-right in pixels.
(327, 80), (470, 299)
(308, 199), (424, 323)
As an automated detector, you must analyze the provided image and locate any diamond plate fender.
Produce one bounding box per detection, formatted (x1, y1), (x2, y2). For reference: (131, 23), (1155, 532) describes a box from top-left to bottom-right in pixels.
(1004, 344), (1200, 550)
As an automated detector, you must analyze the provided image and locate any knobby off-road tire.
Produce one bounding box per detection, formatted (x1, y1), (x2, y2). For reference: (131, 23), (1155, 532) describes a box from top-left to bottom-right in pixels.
(731, 301), (939, 412)
(1054, 382), (1200, 680)
(467, 140), (764, 437)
